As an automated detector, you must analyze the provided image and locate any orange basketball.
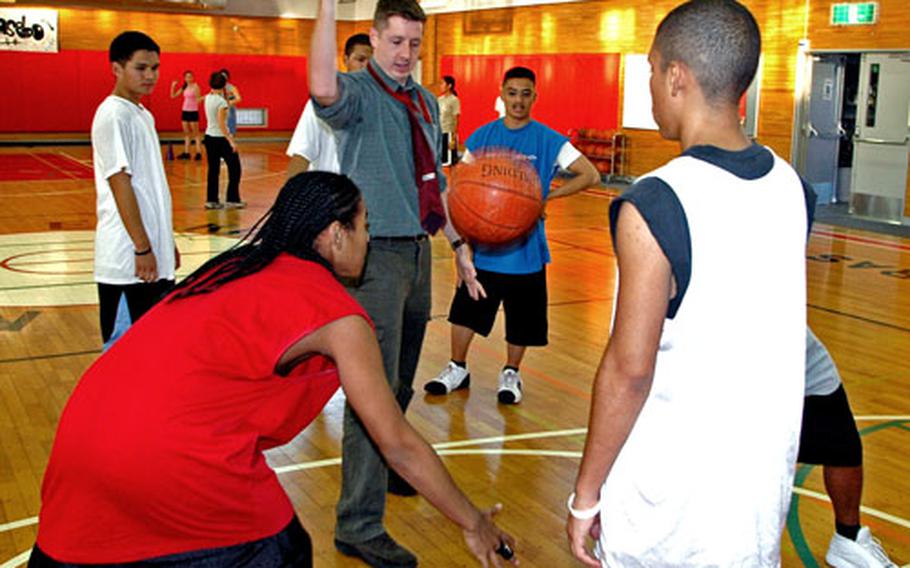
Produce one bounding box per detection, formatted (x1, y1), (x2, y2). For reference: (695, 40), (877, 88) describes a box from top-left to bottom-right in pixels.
(448, 152), (543, 246)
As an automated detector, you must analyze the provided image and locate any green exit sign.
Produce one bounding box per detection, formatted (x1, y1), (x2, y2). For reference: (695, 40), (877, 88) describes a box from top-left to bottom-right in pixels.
(831, 2), (878, 25)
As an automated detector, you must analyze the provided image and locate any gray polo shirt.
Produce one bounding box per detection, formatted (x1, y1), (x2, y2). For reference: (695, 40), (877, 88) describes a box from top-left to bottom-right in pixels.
(313, 60), (446, 238)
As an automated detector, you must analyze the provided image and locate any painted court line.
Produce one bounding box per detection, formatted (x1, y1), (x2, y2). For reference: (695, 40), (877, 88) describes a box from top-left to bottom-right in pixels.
(1, 418), (906, 568)
(0, 549), (30, 568)
(793, 487), (910, 530)
(812, 227), (910, 253)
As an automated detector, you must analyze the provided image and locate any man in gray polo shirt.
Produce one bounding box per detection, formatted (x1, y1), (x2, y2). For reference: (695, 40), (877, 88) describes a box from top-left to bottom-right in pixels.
(310, 0), (483, 566)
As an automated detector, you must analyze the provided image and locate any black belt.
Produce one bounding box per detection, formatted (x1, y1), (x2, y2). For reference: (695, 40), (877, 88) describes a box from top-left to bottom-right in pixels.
(371, 234), (428, 242)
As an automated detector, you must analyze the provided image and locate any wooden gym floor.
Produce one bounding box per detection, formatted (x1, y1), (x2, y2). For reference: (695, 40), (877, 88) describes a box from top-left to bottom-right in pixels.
(0, 143), (907, 567)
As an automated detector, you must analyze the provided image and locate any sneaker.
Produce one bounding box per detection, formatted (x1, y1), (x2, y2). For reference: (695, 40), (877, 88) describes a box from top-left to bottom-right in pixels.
(177, 152), (190, 160)
(497, 368), (522, 404)
(825, 527), (897, 568)
(225, 201), (247, 209)
(335, 533), (417, 567)
(424, 362), (470, 395)
(194, 153), (202, 161)
(388, 469), (417, 497)
(204, 201), (223, 210)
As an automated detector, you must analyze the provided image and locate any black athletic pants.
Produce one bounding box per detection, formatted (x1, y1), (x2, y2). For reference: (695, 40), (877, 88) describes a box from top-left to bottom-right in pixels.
(203, 135), (241, 204)
(97, 280), (174, 343)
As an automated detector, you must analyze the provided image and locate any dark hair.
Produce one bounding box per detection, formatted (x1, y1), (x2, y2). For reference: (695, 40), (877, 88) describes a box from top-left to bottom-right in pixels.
(170, 172), (362, 300)
(108, 31), (159, 64)
(502, 66), (536, 86)
(443, 75), (457, 96)
(373, 0), (426, 30)
(209, 71), (227, 89)
(344, 33), (371, 57)
(219, 68), (231, 80)
(653, 0), (760, 105)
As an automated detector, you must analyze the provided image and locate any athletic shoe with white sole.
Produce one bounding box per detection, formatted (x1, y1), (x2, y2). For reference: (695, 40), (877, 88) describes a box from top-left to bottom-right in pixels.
(825, 527), (897, 568)
(424, 362), (470, 395)
(497, 368), (522, 404)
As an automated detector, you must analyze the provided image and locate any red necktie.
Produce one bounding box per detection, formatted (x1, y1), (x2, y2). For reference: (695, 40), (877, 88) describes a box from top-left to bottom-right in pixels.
(368, 62), (446, 235)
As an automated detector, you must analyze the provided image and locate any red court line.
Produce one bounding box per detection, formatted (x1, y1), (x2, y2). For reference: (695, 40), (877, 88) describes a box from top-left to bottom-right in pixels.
(811, 227), (910, 253)
(0, 152), (92, 181)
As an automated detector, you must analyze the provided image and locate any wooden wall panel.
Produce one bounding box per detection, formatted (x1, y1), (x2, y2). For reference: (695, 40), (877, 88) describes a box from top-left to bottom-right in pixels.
(431, 0), (807, 177)
(28, 6), (368, 57)
(808, 0), (910, 50)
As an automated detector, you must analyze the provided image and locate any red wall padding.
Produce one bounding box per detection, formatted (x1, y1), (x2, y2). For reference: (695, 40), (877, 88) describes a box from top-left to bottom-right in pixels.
(0, 50), (309, 133)
(440, 53), (621, 141)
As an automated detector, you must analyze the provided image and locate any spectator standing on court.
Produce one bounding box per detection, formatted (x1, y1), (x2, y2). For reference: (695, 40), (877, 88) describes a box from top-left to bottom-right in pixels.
(169, 70), (202, 160)
(220, 68), (241, 136)
(286, 33), (372, 178)
(91, 30), (178, 345)
(437, 75), (461, 166)
(203, 71), (243, 210)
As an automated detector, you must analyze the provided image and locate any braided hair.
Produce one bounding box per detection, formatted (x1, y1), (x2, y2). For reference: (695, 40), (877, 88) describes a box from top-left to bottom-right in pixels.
(170, 171), (362, 301)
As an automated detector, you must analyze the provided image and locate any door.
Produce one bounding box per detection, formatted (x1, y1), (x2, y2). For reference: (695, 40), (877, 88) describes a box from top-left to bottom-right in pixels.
(803, 56), (845, 204)
(850, 52), (910, 223)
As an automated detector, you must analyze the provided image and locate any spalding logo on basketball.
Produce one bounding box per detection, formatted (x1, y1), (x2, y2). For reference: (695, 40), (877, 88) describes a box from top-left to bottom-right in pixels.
(448, 151), (543, 246)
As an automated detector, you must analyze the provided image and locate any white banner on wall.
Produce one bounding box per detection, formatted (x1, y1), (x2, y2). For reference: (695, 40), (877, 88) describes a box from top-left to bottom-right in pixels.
(621, 54), (658, 131)
(0, 8), (58, 53)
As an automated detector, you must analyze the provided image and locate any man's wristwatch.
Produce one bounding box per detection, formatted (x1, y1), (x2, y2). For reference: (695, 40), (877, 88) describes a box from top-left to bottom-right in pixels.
(451, 238), (465, 251)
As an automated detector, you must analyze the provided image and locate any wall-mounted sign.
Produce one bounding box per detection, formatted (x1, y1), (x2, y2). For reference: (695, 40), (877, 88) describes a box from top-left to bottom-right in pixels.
(830, 2), (878, 25)
(0, 8), (58, 52)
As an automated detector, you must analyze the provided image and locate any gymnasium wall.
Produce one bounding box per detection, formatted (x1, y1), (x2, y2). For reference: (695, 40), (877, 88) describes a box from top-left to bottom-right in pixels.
(807, 0), (910, 50)
(426, 0), (810, 177)
(439, 53), (621, 141)
(0, 7), (367, 134)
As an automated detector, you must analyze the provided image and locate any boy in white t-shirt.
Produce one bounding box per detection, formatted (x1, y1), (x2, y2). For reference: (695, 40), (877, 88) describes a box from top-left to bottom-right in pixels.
(92, 31), (177, 344)
(285, 33), (372, 178)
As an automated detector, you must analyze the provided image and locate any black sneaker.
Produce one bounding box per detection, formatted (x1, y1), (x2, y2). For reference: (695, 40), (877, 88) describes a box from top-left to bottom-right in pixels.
(388, 470), (417, 497)
(335, 533), (417, 567)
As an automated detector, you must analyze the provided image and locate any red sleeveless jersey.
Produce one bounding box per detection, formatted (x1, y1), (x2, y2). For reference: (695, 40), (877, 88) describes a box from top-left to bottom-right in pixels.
(37, 255), (369, 562)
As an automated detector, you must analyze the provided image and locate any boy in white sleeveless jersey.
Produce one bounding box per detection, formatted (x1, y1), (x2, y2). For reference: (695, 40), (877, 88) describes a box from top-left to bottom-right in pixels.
(568, 1), (810, 565)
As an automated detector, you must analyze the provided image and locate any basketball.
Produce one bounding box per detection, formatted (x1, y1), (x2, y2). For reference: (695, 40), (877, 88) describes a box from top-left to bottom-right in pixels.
(447, 152), (543, 246)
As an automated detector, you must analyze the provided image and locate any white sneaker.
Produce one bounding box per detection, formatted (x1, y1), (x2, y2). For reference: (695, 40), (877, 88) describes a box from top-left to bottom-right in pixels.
(497, 368), (523, 404)
(424, 362), (470, 395)
(825, 527), (897, 568)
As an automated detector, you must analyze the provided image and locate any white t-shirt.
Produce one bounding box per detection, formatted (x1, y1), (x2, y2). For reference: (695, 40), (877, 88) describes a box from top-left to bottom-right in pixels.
(204, 93), (228, 137)
(286, 100), (340, 173)
(91, 95), (175, 284)
(437, 93), (461, 134)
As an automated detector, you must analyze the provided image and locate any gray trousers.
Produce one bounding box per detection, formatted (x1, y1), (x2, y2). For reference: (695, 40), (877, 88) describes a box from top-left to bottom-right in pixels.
(335, 239), (432, 543)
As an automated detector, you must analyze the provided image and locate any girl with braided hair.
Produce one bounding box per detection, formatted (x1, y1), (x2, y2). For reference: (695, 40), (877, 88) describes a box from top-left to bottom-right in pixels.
(30, 172), (515, 567)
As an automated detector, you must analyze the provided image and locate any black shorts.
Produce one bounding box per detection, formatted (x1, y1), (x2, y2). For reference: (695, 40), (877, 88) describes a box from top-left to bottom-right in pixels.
(448, 268), (547, 346)
(181, 110), (200, 122)
(797, 385), (863, 467)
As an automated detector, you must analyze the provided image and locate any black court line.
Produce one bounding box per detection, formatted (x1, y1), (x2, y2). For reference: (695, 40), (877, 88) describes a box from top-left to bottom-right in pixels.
(0, 348), (100, 366)
(808, 303), (910, 334)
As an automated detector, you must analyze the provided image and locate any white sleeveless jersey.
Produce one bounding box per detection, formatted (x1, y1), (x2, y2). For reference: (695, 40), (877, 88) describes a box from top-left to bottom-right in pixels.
(598, 151), (807, 567)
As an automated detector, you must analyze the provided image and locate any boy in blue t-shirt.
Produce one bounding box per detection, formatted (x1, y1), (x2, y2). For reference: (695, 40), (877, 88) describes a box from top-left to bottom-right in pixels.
(425, 66), (599, 404)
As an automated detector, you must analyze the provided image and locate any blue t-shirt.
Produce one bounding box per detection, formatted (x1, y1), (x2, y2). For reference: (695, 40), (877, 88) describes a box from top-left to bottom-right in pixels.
(466, 119), (568, 274)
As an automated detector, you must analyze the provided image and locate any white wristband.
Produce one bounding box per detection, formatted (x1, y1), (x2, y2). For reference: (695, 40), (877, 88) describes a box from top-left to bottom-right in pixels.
(567, 492), (601, 520)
